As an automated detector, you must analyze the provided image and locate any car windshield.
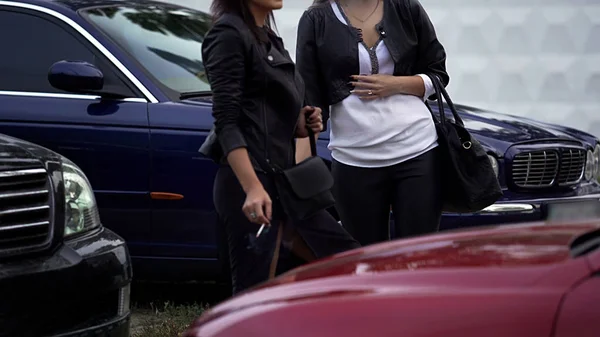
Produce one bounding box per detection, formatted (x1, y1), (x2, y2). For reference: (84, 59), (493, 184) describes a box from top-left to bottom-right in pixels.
(81, 5), (211, 96)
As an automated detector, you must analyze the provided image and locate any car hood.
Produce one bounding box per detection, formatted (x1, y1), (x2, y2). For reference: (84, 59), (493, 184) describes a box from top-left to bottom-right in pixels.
(458, 103), (592, 140)
(266, 222), (599, 283)
(314, 103), (596, 153)
(442, 104), (597, 154)
(179, 98), (597, 154)
(196, 222), (600, 326)
(0, 133), (63, 165)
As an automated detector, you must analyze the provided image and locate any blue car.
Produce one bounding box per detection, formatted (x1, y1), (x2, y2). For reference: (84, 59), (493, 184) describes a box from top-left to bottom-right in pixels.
(0, 0), (599, 281)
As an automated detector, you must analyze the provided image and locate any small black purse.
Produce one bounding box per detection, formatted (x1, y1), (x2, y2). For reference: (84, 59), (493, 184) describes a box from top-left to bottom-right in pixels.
(252, 128), (335, 222)
(426, 74), (503, 213)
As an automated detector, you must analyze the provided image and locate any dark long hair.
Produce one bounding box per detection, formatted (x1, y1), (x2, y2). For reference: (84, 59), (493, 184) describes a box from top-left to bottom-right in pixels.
(211, 0), (277, 41)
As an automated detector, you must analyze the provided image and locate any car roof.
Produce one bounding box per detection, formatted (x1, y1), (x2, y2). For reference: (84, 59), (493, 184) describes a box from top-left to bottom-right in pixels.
(4, 0), (193, 13)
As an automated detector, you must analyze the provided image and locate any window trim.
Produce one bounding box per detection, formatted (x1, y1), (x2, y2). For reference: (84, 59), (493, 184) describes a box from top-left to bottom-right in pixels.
(0, 8), (140, 99)
(0, 90), (147, 103)
(0, 1), (158, 103)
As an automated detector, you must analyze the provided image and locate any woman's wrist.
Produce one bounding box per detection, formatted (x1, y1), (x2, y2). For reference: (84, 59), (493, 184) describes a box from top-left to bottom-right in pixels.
(392, 76), (425, 97)
(295, 126), (307, 138)
(244, 180), (263, 194)
(390, 76), (407, 95)
(226, 147), (264, 194)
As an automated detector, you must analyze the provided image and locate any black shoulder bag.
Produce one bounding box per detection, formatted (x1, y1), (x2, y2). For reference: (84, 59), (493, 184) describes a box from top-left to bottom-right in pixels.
(252, 128), (335, 222)
(426, 74), (503, 213)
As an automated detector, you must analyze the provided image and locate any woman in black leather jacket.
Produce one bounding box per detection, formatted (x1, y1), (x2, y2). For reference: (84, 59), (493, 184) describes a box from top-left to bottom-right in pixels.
(201, 0), (360, 294)
(296, 0), (449, 246)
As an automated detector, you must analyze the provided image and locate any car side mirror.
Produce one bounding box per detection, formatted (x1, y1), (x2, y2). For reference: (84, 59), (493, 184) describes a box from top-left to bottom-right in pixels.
(48, 60), (104, 94)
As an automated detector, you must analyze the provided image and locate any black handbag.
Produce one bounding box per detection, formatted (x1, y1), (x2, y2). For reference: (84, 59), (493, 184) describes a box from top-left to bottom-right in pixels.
(426, 74), (502, 213)
(252, 128), (335, 222)
(198, 127), (223, 163)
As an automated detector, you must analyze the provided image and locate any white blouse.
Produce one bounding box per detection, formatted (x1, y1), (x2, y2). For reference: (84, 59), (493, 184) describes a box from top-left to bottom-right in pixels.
(328, 1), (439, 168)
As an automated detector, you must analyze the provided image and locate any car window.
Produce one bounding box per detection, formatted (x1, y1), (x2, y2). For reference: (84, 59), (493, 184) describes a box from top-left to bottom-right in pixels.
(0, 9), (136, 97)
(81, 5), (211, 97)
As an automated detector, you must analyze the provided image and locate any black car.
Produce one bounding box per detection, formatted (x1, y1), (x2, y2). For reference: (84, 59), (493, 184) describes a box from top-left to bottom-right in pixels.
(0, 133), (131, 336)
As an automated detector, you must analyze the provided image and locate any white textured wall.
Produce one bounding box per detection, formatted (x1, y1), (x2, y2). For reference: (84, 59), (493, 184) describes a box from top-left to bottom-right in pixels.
(178, 0), (600, 137)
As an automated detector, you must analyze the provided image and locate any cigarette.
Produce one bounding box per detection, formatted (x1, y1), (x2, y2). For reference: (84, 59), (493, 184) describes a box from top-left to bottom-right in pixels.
(256, 224), (266, 238)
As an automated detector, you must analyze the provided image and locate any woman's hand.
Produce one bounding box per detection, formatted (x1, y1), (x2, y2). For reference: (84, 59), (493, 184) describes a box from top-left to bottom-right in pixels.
(350, 74), (400, 100)
(296, 106), (323, 138)
(242, 184), (272, 225)
(350, 74), (426, 100)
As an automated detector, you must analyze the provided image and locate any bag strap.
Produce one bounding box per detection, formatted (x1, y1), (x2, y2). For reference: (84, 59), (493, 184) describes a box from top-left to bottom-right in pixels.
(250, 148), (277, 174)
(249, 111), (317, 175)
(268, 222), (284, 279)
(424, 76), (443, 124)
(307, 125), (317, 157)
(429, 75), (446, 125)
(427, 74), (465, 127)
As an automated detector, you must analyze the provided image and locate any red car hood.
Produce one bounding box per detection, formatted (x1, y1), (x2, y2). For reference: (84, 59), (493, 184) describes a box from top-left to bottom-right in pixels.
(272, 222), (595, 280)
(192, 221), (600, 331)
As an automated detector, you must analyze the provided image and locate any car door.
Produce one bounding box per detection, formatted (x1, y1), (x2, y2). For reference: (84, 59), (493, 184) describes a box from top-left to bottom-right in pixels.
(147, 100), (219, 268)
(0, 6), (151, 252)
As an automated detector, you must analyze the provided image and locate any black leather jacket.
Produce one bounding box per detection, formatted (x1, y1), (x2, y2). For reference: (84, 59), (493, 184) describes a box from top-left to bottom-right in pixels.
(199, 14), (305, 171)
(296, 0), (449, 129)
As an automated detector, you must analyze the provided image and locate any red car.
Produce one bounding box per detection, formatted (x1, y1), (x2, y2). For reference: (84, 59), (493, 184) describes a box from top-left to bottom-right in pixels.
(184, 220), (600, 337)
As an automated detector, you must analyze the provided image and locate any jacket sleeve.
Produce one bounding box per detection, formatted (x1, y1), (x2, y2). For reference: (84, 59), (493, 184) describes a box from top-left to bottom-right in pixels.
(408, 0), (449, 99)
(201, 24), (248, 156)
(296, 11), (330, 131)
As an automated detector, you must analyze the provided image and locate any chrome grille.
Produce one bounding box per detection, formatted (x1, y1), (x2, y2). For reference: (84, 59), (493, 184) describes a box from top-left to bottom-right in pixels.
(0, 159), (51, 256)
(557, 149), (586, 185)
(512, 151), (559, 187)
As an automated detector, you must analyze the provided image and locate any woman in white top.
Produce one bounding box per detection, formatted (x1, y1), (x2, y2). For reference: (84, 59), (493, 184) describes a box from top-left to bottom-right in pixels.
(296, 0), (449, 245)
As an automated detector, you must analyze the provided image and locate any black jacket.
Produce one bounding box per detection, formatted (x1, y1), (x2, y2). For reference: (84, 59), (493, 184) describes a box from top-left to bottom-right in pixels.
(199, 14), (305, 171)
(296, 0), (449, 130)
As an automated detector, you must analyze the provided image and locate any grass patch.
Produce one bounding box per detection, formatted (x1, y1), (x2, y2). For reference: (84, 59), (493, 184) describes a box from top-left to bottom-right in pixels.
(132, 302), (208, 337)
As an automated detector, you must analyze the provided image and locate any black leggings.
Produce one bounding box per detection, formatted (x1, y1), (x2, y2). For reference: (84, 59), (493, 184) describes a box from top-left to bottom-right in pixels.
(331, 147), (442, 246)
(214, 166), (360, 294)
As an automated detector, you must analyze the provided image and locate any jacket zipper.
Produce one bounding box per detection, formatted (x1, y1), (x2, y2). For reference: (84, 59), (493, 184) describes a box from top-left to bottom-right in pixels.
(262, 96), (271, 169)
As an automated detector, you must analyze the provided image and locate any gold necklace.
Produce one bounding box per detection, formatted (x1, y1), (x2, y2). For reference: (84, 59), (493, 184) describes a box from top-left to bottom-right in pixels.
(342, 0), (380, 23)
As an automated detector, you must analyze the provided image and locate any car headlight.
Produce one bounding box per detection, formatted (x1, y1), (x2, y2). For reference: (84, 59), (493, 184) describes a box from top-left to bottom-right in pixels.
(584, 150), (595, 181)
(62, 159), (101, 237)
(488, 154), (499, 177)
(594, 144), (600, 181)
